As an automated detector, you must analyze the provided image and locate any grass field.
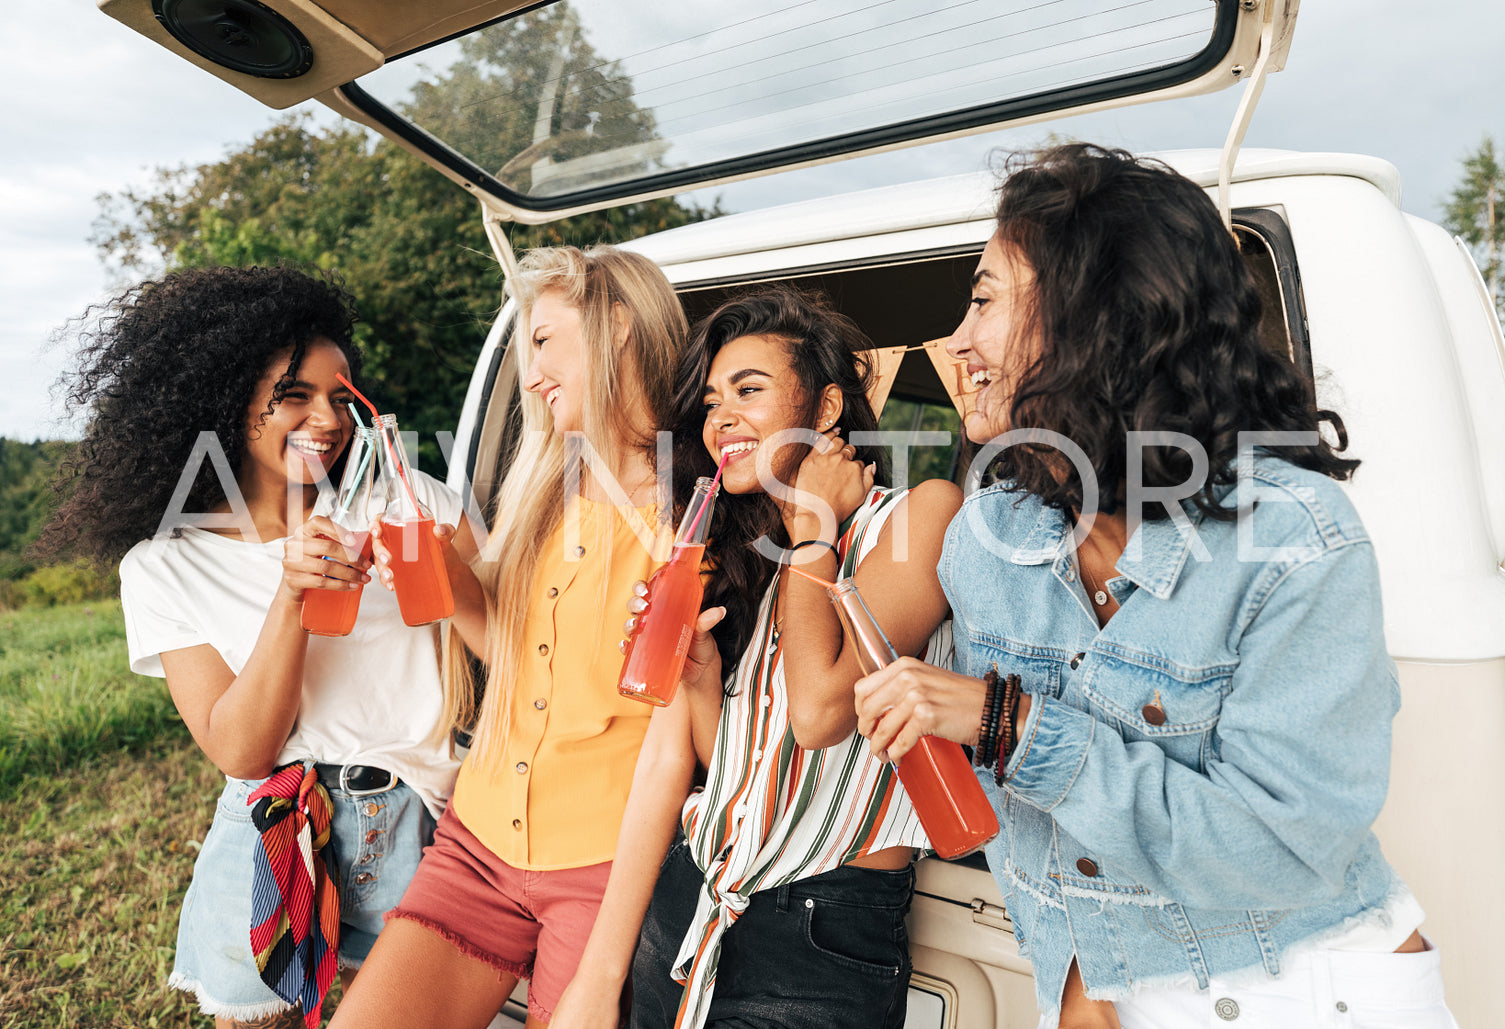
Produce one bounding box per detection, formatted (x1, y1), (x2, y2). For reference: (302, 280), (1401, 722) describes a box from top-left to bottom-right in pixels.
(0, 602), (352, 1027)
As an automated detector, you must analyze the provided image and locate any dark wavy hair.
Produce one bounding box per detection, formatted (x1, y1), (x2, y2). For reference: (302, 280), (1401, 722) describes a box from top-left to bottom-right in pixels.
(41, 265), (363, 564)
(669, 286), (891, 677)
(988, 143), (1358, 519)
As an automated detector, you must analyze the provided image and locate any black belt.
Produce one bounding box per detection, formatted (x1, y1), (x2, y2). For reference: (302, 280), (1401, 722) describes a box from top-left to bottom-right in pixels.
(315, 763), (398, 797)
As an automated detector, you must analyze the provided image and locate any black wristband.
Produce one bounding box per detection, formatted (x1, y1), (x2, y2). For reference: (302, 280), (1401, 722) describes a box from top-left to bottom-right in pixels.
(788, 538), (838, 562)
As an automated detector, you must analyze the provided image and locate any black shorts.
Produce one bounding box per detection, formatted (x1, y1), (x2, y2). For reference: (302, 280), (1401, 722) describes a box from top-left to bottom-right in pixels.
(630, 837), (914, 1029)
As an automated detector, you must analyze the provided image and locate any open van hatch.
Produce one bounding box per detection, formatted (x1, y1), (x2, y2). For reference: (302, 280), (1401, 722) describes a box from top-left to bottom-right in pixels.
(101, 0), (1297, 225)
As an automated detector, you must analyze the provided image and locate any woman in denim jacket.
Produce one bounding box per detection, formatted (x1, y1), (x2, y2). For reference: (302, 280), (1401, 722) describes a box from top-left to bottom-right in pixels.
(854, 144), (1457, 1029)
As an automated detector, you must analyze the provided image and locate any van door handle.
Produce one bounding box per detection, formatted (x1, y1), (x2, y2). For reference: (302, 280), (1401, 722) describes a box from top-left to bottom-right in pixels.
(969, 898), (1011, 931)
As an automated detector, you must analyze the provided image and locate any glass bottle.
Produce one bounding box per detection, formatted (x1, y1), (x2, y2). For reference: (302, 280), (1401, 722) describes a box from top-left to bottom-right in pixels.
(618, 476), (719, 706)
(301, 425), (376, 637)
(828, 577), (999, 859)
(373, 413), (454, 626)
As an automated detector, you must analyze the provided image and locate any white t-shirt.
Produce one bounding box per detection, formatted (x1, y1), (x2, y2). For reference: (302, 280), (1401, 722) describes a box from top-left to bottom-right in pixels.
(119, 470), (463, 817)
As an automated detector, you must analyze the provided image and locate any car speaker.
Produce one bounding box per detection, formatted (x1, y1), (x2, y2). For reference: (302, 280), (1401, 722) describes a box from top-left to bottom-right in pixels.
(151, 0), (313, 79)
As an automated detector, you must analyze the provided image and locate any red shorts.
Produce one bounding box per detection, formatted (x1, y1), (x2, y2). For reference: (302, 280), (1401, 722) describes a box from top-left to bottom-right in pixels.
(387, 803), (612, 1022)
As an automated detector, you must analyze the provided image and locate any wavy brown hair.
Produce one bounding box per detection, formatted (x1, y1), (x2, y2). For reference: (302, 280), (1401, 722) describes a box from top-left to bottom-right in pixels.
(41, 265), (362, 564)
(668, 287), (891, 678)
(988, 143), (1358, 519)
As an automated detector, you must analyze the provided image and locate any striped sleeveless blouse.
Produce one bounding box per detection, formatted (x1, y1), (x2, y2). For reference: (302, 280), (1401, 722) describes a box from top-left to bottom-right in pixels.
(668, 485), (949, 1029)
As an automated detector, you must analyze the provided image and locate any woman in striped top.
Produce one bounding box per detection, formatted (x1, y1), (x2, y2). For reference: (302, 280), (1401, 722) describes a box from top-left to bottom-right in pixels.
(550, 287), (961, 1029)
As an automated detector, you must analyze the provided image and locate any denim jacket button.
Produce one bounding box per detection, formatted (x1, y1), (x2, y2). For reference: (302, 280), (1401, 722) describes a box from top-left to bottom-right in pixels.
(1142, 704), (1167, 726)
(1069, 653), (1085, 670)
(1076, 857), (1099, 877)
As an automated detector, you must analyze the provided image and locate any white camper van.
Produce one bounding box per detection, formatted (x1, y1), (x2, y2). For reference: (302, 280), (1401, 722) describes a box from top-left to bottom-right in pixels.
(102, 1), (1505, 1025)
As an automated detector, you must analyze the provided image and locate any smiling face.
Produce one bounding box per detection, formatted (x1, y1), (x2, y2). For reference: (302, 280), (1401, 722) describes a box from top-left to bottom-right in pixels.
(239, 339), (356, 499)
(522, 290), (589, 434)
(947, 233), (1038, 443)
(702, 333), (830, 495)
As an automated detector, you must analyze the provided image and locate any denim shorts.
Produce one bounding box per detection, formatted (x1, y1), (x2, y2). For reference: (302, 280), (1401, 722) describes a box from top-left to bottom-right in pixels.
(630, 838), (914, 1029)
(168, 770), (436, 1020)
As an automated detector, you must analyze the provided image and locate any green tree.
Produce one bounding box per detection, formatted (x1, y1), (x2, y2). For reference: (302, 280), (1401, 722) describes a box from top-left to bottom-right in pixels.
(91, 9), (713, 470)
(0, 439), (87, 592)
(1443, 136), (1504, 317)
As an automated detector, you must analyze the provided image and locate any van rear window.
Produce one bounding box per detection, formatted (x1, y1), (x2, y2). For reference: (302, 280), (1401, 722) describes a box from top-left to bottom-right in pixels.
(349, 0), (1231, 213)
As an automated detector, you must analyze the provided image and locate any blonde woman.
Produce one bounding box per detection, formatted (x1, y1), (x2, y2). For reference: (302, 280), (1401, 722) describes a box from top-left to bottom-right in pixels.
(331, 245), (688, 1029)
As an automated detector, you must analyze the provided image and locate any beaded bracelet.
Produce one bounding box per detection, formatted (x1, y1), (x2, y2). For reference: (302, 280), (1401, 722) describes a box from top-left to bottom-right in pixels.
(995, 673), (1023, 785)
(788, 538), (838, 562)
(974, 667), (1002, 768)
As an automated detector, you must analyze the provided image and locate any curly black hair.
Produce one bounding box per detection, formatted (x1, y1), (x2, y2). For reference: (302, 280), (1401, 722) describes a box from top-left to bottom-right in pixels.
(988, 143), (1358, 519)
(668, 286), (891, 679)
(40, 265), (363, 564)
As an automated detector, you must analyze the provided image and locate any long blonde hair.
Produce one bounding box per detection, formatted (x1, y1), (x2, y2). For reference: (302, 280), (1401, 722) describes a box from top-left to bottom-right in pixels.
(443, 245), (687, 769)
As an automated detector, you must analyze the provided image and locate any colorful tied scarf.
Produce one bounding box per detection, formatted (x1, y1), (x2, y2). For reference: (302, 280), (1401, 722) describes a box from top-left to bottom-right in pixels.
(247, 761), (341, 1029)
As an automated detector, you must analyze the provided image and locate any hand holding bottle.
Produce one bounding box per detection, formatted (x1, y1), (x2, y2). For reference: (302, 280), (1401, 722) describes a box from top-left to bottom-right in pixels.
(283, 515), (372, 602)
(853, 655), (1032, 765)
(621, 580), (726, 694)
(369, 518), (460, 590)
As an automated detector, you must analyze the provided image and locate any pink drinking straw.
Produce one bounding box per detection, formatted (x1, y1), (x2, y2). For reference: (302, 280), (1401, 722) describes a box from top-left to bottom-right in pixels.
(336, 373), (422, 518)
(685, 452), (729, 540)
(787, 564), (838, 590)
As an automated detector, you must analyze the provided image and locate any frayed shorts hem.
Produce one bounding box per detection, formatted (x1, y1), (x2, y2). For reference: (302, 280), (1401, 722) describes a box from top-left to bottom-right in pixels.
(167, 970), (296, 1021)
(385, 908), (533, 984)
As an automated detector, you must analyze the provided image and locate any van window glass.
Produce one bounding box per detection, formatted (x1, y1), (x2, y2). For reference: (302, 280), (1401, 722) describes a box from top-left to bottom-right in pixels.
(353, 0), (1226, 211)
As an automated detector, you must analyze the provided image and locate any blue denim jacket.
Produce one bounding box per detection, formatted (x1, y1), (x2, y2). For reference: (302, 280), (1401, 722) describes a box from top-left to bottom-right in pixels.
(941, 457), (1406, 1022)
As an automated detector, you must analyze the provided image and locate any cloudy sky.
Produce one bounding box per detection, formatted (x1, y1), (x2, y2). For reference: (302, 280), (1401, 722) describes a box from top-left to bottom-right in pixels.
(3, 0), (1502, 441)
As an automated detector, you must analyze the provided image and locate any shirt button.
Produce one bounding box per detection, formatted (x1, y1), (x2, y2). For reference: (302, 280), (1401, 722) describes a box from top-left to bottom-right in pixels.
(538, 643), (550, 656)
(364, 830), (381, 844)
(363, 802), (381, 817)
(354, 872), (375, 885)
(515, 761), (528, 774)
(547, 586), (559, 598)
(574, 545), (587, 558)
(760, 695), (771, 707)
(1069, 653), (1085, 670)
(1076, 857), (1099, 877)
(1142, 704), (1167, 726)
(534, 698), (547, 710)
(358, 853), (374, 865)
(1335, 1002), (1348, 1014)
(1065, 567), (1076, 582)
(512, 818), (522, 830)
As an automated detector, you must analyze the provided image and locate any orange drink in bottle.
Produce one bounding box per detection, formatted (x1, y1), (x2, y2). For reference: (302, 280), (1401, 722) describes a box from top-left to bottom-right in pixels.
(618, 476), (718, 706)
(302, 425), (376, 637)
(373, 414), (454, 627)
(827, 577), (999, 859)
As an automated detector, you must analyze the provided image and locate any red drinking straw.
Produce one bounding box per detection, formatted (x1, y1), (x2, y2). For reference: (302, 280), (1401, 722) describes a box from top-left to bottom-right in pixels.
(336, 373), (422, 517)
(685, 452), (729, 540)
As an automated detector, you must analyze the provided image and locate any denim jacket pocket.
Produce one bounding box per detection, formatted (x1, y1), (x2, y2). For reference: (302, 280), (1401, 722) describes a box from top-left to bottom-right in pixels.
(961, 629), (1065, 701)
(1080, 646), (1233, 771)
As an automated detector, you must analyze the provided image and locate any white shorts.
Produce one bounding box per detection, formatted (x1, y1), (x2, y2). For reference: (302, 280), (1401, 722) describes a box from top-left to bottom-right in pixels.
(1109, 940), (1457, 1029)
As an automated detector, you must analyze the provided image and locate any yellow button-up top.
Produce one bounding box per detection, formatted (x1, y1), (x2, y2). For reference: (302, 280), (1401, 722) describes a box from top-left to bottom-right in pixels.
(452, 496), (662, 870)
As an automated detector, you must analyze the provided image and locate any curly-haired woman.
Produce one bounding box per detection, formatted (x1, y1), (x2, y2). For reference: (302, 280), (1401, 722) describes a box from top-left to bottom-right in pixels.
(44, 265), (479, 1029)
(853, 145), (1458, 1029)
